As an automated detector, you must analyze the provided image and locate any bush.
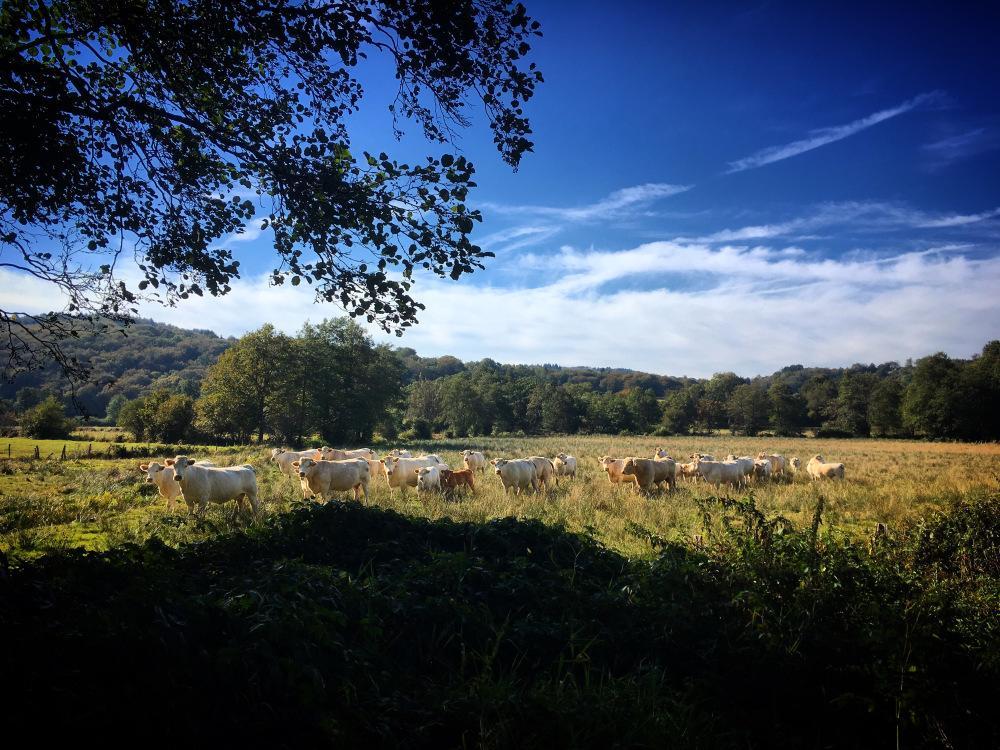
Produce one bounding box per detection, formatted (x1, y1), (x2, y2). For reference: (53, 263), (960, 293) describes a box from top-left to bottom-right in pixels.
(405, 418), (432, 440)
(2, 497), (998, 746)
(20, 396), (72, 439)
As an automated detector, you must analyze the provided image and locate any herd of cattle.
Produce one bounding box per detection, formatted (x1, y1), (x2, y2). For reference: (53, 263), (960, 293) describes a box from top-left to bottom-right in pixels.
(137, 446), (846, 515)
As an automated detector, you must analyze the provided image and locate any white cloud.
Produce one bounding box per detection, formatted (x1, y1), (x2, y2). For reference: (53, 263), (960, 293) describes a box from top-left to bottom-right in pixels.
(687, 200), (1000, 243)
(914, 207), (1000, 228)
(8, 237), (996, 378)
(480, 183), (691, 222)
(394, 242), (999, 376)
(921, 127), (999, 170)
(222, 220), (266, 244)
(727, 91), (947, 173)
(474, 224), (561, 254)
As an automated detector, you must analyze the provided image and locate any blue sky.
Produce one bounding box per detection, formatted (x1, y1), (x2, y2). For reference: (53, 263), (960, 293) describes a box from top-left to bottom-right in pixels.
(6, 1), (999, 376)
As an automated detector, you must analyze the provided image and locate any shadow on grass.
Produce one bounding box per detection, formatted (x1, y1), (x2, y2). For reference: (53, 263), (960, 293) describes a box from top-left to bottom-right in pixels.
(1, 495), (998, 748)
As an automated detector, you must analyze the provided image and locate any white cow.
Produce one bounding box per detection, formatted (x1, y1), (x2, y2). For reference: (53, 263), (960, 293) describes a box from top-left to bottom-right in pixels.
(294, 457), (370, 502)
(690, 453), (716, 462)
(461, 450), (487, 474)
(676, 460), (700, 482)
(788, 457), (802, 474)
(693, 457), (744, 489)
(387, 449), (413, 458)
(807, 455), (845, 480)
(270, 448), (319, 478)
(415, 465), (442, 493)
(168, 456), (259, 514)
(381, 455), (446, 492)
(318, 447), (377, 462)
(757, 452), (786, 477)
(622, 457), (676, 492)
(492, 458), (538, 495)
(725, 455), (755, 485)
(553, 453), (578, 478)
(752, 459), (772, 481)
(653, 447), (673, 459)
(138, 460), (215, 510)
(528, 456), (557, 488)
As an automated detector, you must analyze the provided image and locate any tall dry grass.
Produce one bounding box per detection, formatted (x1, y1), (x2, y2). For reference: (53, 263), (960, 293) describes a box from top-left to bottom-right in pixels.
(3, 435), (998, 561)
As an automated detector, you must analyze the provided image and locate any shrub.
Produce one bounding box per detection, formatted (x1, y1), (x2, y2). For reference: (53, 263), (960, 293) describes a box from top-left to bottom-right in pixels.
(405, 418), (432, 440)
(2, 497), (998, 746)
(20, 396), (72, 439)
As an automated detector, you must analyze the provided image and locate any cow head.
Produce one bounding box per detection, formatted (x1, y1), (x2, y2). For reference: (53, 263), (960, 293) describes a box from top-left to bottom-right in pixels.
(138, 462), (164, 483)
(415, 466), (439, 490)
(492, 458), (508, 475)
(269, 448), (284, 460)
(170, 456), (195, 481)
(382, 456), (398, 476)
(294, 457), (317, 478)
(811, 455), (824, 464)
(622, 458), (638, 476)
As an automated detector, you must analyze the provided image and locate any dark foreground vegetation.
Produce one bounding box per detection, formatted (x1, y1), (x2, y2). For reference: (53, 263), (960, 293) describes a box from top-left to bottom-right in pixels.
(2, 492), (997, 748)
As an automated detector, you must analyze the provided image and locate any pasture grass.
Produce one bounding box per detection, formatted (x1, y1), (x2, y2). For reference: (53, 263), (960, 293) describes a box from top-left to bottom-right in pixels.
(2, 434), (999, 562)
(1, 435), (997, 746)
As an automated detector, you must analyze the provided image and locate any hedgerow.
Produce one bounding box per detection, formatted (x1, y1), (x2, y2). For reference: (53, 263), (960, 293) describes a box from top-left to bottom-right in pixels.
(1, 494), (997, 748)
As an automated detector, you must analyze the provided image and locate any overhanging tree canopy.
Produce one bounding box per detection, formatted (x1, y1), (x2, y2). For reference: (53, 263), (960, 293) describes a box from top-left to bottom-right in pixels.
(0, 0), (542, 384)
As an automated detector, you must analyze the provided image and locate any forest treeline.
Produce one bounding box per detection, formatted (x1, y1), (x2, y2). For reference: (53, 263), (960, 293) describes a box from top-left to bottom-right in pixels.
(3, 318), (998, 442)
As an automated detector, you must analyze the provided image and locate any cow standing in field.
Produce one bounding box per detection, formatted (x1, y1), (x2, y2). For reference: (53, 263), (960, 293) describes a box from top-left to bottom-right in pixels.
(440, 468), (475, 497)
(622, 457), (675, 493)
(757, 452), (786, 477)
(381, 455), (446, 493)
(138, 460), (215, 511)
(693, 457), (744, 489)
(319, 447), (380, 482)
(415, 465), (443, 493)
(725, 455), (755, 486)
(270, 448), (319, 479)
(319, 447), (377, 461)
(553, 453), (578, 479)
(294, 457), (370, 502)
(492, 458), (538, 495)
(807, 455), (845, 480)
(527, 456), (557, 489)
(752, 459), (772, 482)
(676, 460), (700, 482)
(598, 456), (639, 487)
(168, 456), (259, 515)
(461, 450), (487, 474)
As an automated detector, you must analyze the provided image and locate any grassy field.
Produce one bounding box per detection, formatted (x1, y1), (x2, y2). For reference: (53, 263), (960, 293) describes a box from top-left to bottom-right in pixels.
(2, 434), (998, 562)
(2, 434), (997, 746)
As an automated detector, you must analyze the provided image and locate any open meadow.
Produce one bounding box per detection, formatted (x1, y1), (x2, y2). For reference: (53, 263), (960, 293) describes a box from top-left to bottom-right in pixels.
(3, 433), (998, 562)
(3, 435), (998, 747)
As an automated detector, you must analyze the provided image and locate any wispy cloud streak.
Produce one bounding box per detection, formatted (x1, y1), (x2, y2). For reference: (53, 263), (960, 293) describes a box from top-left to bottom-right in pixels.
(727, 91), (947, 173)
(921, 127), (999, 171)
(685, 200), (1000, 243)
(480, 183), (691, 222)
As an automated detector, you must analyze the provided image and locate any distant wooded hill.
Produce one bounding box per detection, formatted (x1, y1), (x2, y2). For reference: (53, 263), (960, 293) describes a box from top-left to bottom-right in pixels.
(3, 319), (699, 417)
(3, 318), (997, 442)
(1, 319), (231, 416)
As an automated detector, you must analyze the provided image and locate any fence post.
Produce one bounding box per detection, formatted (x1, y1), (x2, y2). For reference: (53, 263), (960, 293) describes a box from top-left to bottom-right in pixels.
(87, 443), (92, 457)
(6, 444), (10, 458)
(61, 445), (67, 461)
(34, 445), (40, 460)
